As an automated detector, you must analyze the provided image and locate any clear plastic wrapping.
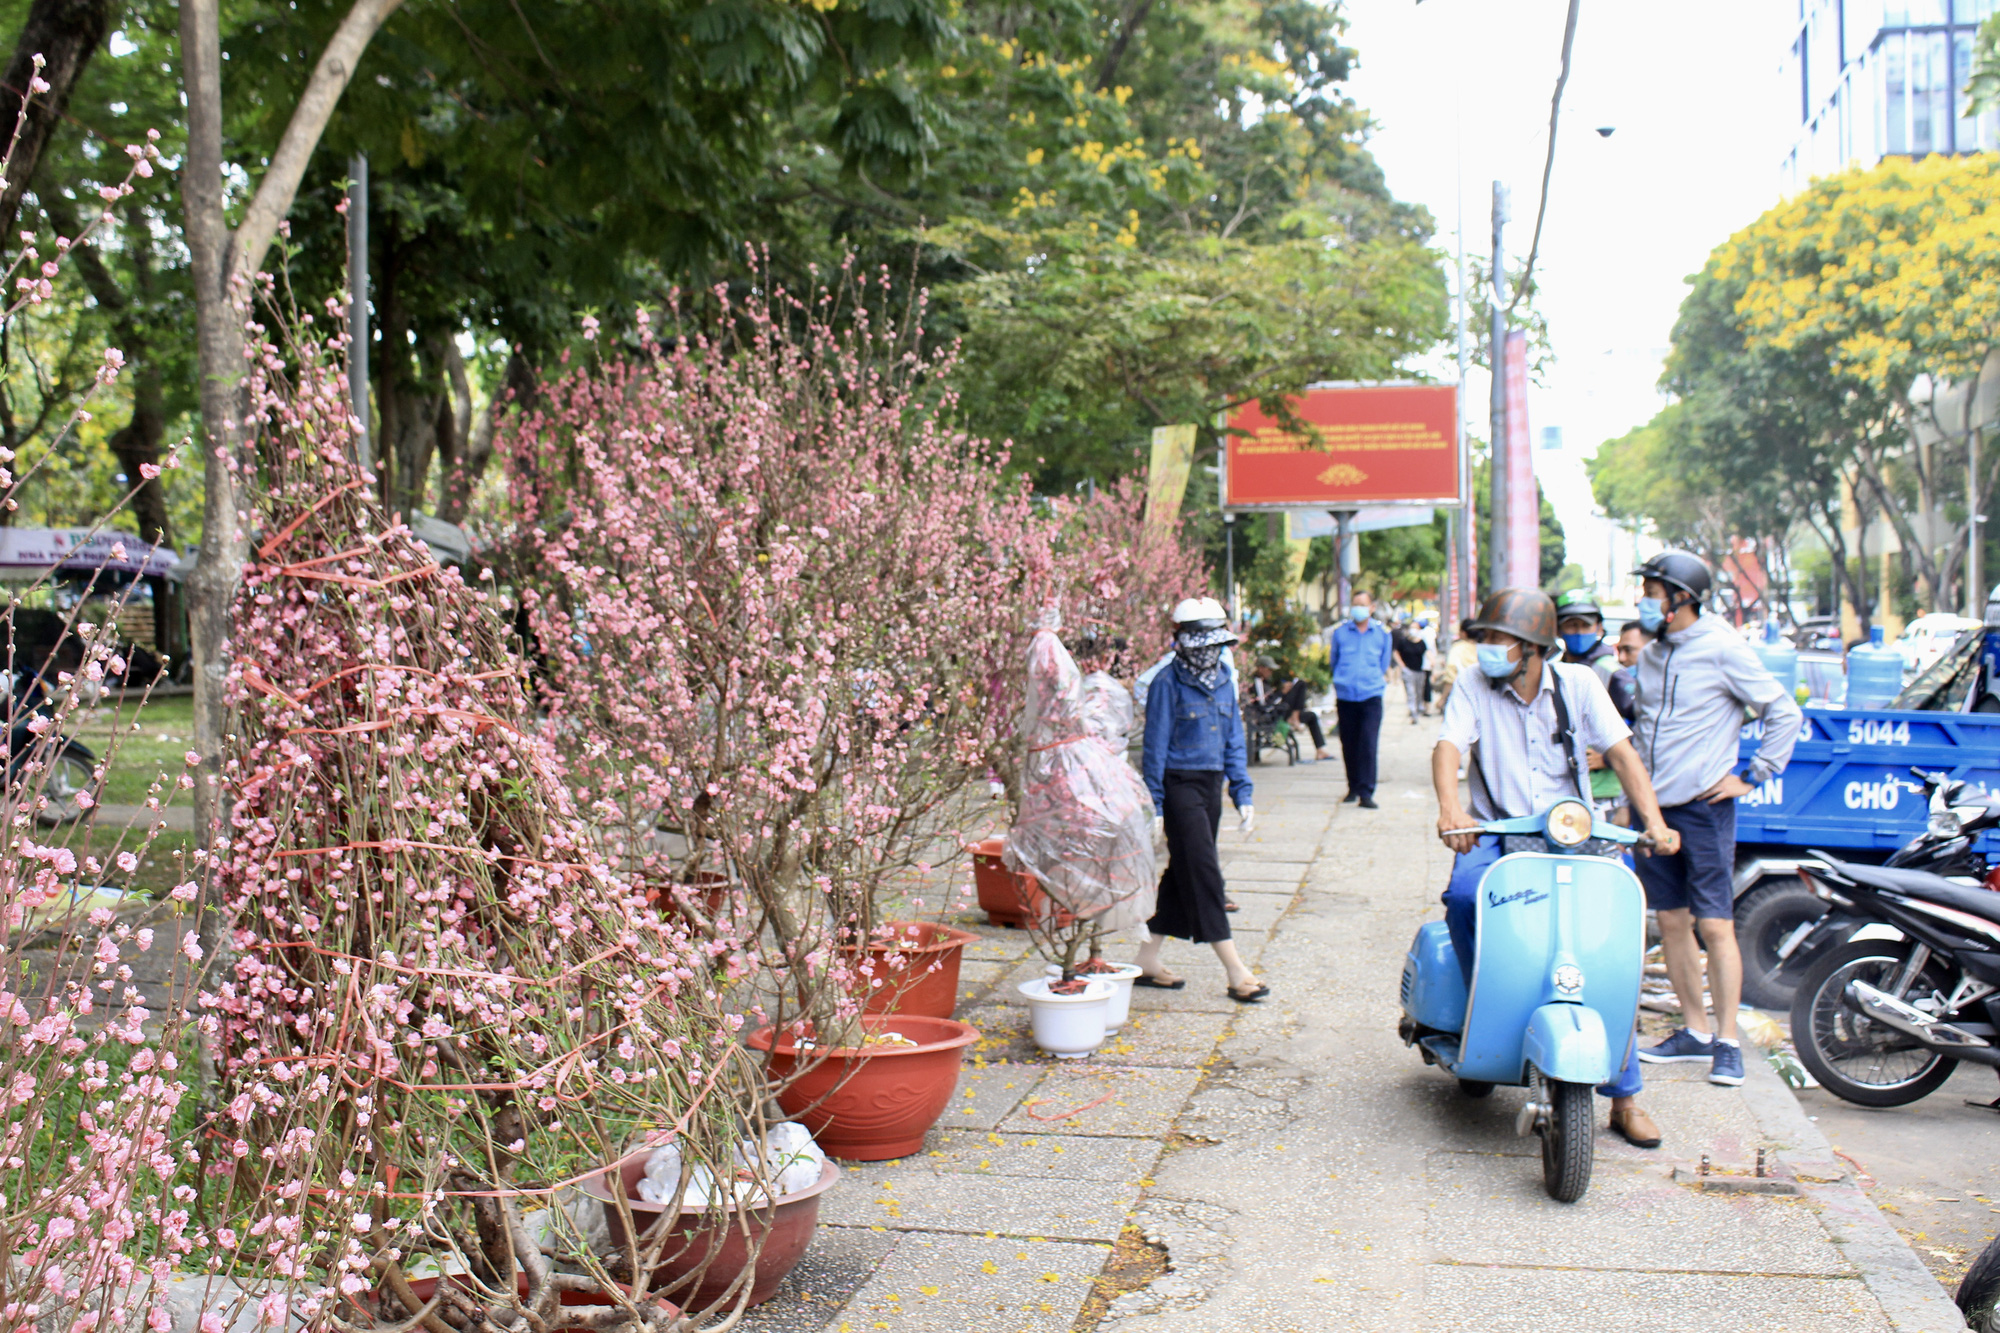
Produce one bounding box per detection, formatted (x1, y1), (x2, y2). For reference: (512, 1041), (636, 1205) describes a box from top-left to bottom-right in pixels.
(1004, 627), (1157, 931)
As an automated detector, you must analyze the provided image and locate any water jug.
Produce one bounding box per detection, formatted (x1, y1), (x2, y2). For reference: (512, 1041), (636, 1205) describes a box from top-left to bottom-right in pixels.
(1753, 620), (1798, 698)
(1845, 625), (1904, 711)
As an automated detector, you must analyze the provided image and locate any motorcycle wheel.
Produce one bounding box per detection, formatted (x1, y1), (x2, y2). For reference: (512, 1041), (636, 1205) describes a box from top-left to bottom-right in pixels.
(1736, 877), (1827, 1011)
(1790, 938), (1960, 1108)
(1540, 1078), (1594, 1203)
(1960, 1235), (2000, 1331)
(1456, 1078), (1494, 1098)
(14, 742), (98, 828)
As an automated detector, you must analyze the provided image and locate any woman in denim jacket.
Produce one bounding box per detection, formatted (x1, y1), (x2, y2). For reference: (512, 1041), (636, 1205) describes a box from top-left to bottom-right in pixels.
(1133, 598), (1269, 1003)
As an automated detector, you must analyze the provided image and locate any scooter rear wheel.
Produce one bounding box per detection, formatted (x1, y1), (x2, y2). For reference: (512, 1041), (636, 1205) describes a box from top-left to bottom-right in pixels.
(1959, 1234), (2000, 1331)
(1456, 1078), (1495, 1098)
(1540, 1079), (1594, 1203)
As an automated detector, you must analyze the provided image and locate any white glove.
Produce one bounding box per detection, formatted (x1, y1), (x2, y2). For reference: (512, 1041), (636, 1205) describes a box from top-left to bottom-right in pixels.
(1237, 805), (1256, 834)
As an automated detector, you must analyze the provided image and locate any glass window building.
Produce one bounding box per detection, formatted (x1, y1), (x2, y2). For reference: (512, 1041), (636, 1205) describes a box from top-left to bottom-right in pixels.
(1781, 0), (2000, 192)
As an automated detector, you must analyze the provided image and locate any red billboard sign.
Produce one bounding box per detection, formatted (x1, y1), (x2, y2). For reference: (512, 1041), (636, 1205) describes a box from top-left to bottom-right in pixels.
(1223, 384), (1459, 507)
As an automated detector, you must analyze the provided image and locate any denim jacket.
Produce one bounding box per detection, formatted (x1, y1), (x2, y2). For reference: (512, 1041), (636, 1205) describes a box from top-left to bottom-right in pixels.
(1142, 660), (1253, 815)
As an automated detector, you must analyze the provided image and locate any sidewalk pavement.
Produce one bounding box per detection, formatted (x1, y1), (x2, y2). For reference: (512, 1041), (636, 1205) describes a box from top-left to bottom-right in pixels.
(739, 712), (1969, 1332)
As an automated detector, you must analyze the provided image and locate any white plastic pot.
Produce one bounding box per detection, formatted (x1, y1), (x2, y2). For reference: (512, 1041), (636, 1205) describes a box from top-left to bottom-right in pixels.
(1017, 977), (1113, 1058)
(1044, 962), (1143, 1032)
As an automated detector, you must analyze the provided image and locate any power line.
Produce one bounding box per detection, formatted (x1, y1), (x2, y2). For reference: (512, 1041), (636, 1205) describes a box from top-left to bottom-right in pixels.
(1508, 0), (1581, 317)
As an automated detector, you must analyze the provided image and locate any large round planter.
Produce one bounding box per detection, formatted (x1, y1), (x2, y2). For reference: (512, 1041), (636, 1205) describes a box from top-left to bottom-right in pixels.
(1018, 977), (1113, 1058)
(747, 1014), (979, 1161)
(1045, 962), (1142, 1032)
(578, 1155), (841, 1310)
(397, 1273), (681, 1325)
(839, 920), (982, 1018)
(967, 838), (1073, 929)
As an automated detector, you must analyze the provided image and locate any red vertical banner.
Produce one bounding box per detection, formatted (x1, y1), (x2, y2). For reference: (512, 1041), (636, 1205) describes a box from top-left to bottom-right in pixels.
(1503, 331), (1539, 590)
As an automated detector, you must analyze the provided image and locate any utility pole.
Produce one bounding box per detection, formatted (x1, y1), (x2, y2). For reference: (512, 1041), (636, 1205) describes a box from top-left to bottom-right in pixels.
(1224, 512), (1236, 626)
(1488, 181), (1509, 592)
(347, 153), (371, 476)
(1455, 178), (1472, 625)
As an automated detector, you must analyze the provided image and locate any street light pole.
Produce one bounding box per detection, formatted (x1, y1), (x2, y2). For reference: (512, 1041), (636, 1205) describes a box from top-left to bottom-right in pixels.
(1224, 512), (1236, 625)
(1488, 180), (1509, 593)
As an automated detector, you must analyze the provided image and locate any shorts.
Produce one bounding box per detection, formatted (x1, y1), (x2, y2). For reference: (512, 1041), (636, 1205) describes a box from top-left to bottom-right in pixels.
(1633, 798), (1736, 920)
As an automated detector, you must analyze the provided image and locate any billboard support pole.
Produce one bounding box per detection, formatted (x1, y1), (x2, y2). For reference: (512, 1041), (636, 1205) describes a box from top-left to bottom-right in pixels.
(1488, 180), (1509, 593)
(1224, 512), (1236, 627)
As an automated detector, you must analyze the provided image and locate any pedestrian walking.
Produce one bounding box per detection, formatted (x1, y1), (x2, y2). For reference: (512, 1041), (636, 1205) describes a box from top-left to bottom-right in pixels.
(1134, 597), (1269, 1003)
(1432, 587), (1681, 1148)
(1433, 617), (1479, 712)
(1393, 616), (1430, 725)
(1324, 589), (1394, 807)
(1628, 551), (1803, 1088)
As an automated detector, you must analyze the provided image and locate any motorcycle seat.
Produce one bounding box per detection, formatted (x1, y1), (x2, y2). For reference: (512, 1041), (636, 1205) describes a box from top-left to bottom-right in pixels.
(1819, 854), (2000, 926)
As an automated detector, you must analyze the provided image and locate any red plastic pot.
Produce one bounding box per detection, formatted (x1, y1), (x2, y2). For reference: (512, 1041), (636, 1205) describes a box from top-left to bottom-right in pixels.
(747, 1013), (980, 1161)
(578, 1156), (841, 1311)
(395, 1272), (681, 1325)
(837, 920), (981, 1018)
(967, 837), (1072, 929)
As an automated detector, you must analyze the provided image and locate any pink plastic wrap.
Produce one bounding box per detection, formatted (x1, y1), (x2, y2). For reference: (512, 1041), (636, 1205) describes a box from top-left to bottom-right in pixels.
(1004, 628), (1156, 931)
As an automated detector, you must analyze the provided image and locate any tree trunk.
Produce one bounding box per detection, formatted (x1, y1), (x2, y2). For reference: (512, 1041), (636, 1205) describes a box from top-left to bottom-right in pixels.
(0, 0), (112, 241)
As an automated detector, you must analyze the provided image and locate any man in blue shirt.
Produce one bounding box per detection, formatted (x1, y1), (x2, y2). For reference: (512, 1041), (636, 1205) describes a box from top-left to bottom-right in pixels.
(1325, 589), (1394, 808)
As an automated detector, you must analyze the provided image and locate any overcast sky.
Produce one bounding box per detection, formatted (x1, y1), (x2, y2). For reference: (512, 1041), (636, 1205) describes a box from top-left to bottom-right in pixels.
(1340, 0), (1797, 586)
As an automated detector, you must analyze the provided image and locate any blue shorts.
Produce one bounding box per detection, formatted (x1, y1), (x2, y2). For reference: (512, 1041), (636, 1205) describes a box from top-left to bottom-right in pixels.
(1633, 799), (1736, 920)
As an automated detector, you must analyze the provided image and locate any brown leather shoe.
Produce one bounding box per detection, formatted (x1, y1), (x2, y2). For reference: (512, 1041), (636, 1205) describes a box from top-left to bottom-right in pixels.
(1609, 1105), (1662, 1149)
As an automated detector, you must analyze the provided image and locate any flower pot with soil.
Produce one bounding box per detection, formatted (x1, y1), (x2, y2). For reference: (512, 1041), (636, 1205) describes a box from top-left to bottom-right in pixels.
(1045, 958), (1143, 1032)
(1017, 976), (1114, 1058)
(967, 837), (1072, 929)
(579, 1151), (842, 1310)
(747, 1013), (980, 1160)
(839, 920), (983, 1018)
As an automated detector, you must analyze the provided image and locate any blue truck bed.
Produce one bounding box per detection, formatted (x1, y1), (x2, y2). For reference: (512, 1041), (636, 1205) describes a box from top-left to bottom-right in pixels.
(1735, 707), (2000, 852)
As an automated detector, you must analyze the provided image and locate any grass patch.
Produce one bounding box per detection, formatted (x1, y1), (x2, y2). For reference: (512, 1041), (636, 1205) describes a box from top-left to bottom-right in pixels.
(65, 694), (196, 808)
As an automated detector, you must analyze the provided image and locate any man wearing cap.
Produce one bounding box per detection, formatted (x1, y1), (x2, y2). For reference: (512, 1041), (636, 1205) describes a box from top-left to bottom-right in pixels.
(1629, 552), (1802, 1088)
(1324, 589), (1394, 808)
(1556, 589), (1635, 814)
(1433, 587), (1681, 1147)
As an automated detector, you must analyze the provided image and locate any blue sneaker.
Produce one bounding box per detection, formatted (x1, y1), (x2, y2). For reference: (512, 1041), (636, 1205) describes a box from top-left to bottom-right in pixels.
(1638, 1027), (1715, 1064)
(1709, 1041), (1745, 1086)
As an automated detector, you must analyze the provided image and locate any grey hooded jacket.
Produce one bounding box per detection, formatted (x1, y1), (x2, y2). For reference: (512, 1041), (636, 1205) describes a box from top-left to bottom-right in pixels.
(1633, 611), (1803, 808)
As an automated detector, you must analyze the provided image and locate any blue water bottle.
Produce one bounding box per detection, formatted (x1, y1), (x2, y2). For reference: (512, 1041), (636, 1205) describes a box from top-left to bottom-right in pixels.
(1845, 625), (1904, 711)
(1753, 620), (1798, 698)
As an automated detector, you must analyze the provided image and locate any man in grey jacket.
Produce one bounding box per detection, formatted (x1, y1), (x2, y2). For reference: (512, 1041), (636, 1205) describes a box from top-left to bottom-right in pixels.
(1629, 552), (1803, 1087)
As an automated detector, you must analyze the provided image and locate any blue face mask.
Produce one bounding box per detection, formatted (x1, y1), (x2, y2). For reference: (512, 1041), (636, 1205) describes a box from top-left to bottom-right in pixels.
(1476, 644), (1518, 678)
(1561, 631), (1601, 659)
(1637, 597), (1666, 632)
(1349, 605), (1370, 624)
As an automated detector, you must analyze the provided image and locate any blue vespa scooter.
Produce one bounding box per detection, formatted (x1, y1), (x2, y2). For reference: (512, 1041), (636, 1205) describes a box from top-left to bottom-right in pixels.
(1398, 797), (1647, 1202)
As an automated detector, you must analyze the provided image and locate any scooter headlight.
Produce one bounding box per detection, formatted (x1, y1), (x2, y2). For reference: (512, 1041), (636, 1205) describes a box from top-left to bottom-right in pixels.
(1546, 800), (1593, 848)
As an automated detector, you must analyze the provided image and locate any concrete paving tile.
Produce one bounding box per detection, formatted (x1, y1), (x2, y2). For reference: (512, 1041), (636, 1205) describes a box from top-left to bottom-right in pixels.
(960, 1003), (1035, 1060)
(1425, 1154), (1856, 1276)
(820, 1168), (1138, 1241)
(832, 1230), (1110, 1333)
(1423, 1267), (1885, 1333)
(997, 1064), (1202, 1138)
(1216, 894), (1289, 931)
(732, 1227), (899, 1332)
(962, 934), (1035, 961)
(942, 1060), (1040, 1130)
(1125, 974), (1240, 1013)
(913, 1128), (1165, 1183)
(1094, 1008), (1230, 1068)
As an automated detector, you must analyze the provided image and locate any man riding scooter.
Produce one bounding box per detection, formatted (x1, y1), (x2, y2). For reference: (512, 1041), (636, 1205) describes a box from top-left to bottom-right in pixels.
(1433, 589), (1681, 1148)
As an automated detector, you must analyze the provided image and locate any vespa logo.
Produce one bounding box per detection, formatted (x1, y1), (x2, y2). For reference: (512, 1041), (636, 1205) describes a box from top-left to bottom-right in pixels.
(1740, 777), (1784, 808)
(1486, 886), (1549, 910)
(1844, 772), (1920, 811)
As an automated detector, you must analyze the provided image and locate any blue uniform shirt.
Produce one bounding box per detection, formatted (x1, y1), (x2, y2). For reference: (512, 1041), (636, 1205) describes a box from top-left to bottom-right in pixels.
(1326, 619), (1394, 701)
(1141, 660), (1252, 815)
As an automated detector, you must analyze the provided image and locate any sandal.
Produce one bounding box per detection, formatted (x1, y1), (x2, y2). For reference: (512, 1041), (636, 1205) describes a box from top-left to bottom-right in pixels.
(1225, 900), (1240, 912)
(1134, 972), (1186, 990)
(1227, 982), (1271, 1003)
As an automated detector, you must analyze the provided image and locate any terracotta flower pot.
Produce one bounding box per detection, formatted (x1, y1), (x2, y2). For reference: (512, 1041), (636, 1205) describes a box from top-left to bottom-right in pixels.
(747, 1013), (980, 1161)
(578, 1155), (842, 1311)
(395, 1272), (681, 1325)
(967, 837), (1073, 929)
(838, 920), (981, 1018)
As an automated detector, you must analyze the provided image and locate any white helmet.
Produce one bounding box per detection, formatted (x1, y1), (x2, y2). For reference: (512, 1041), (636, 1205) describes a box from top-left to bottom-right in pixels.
(1171, 596), (1236, 648)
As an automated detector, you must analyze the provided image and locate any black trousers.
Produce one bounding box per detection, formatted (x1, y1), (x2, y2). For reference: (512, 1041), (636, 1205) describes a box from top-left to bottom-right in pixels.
(1295, 709), (1327, 750)
(1149, 769), (1231, 944)
(1335, 696), (1383, 799)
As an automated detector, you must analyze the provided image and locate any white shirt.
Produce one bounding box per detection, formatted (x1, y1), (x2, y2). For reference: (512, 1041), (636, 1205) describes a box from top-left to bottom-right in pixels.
(1436, 660), (1631, 822)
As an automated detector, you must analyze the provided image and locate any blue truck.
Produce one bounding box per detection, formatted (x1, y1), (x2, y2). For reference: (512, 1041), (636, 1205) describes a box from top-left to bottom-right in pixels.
(1732, 705), (2000, 1007)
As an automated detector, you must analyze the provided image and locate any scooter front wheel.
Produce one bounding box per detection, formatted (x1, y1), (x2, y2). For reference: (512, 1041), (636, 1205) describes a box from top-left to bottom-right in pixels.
(1540, 1079), (1595, 1203)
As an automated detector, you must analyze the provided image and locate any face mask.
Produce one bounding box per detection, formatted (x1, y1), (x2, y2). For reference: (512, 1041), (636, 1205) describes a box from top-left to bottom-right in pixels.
(1349, 605), (1370, 624)
(1476, 644), (1518, 678)
(1561, 631), (1601, 659)
(1637, 597), (1666, 632)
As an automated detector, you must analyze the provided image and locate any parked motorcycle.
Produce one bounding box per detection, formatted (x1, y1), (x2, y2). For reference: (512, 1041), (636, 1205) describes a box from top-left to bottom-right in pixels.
(1787, 835), (2000, 1107)
(1399, 798), (1648, 1203)
(4, 664), (100, 827)
(1960, 1234), (2000, 1331)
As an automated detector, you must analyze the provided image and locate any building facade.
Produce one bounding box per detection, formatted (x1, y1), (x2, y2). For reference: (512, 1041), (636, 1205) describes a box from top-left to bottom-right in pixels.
(1782, 0), (2000, 191)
